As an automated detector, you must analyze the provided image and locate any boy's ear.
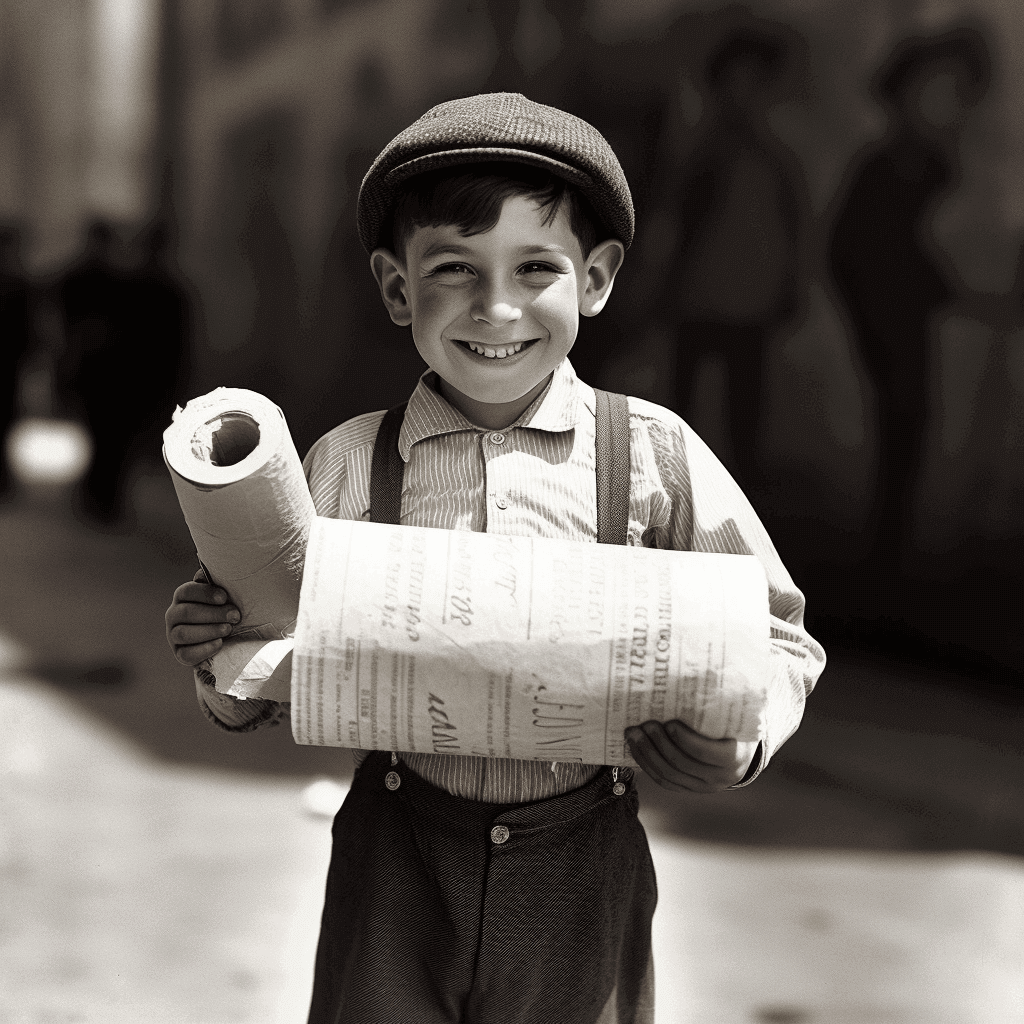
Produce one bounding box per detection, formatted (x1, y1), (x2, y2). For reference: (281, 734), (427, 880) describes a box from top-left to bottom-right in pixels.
(370, 248), (412, 326)
(579, 238), (626, 317)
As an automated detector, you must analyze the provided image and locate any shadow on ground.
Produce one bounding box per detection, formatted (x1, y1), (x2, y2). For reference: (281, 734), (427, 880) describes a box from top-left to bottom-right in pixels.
(0, 469), (354, 781)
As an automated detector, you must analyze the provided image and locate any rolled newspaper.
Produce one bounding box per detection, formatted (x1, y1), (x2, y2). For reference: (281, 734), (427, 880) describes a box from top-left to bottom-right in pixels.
(292, 517), (770, 766)
(164, 390), (773, 758)
(163, 388), (315, 700)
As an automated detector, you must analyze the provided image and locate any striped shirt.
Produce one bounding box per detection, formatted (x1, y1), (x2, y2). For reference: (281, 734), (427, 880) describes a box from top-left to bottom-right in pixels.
(198, 358), (825, 801)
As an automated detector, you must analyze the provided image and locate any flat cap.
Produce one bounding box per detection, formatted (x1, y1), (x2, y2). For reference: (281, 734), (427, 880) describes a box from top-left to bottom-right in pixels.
(357, 92), (633, 253)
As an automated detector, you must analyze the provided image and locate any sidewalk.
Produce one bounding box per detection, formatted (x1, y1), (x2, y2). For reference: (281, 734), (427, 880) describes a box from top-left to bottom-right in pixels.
(0, 669), (329, 1024)
(1, 471), (1022, 1023)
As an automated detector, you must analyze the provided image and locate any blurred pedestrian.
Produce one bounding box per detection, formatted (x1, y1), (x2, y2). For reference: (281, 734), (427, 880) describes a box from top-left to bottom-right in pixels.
(121, 221), (190, 462)
(0, 226), (34, 501)
(829, 27), (991, 597)
(56, 219), (132, 525)
(656, 27), (806, 494)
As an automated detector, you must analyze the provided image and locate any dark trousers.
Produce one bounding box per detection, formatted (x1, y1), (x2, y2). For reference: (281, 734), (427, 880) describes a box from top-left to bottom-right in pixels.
(308, 752), (658, 1024)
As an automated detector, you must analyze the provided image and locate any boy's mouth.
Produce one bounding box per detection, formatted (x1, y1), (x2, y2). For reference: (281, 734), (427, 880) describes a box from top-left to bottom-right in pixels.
(455, 339), (537, 360)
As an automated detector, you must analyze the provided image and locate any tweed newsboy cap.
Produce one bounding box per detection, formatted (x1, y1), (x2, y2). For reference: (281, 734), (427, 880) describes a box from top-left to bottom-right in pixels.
(356, 92), (633, 253)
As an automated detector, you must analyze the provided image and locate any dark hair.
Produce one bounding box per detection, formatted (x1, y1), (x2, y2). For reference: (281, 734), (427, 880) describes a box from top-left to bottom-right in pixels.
(388, 162), (601, 259)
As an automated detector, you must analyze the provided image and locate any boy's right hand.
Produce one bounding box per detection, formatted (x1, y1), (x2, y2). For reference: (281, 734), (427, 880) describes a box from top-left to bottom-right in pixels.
(165, 569), (241, 667)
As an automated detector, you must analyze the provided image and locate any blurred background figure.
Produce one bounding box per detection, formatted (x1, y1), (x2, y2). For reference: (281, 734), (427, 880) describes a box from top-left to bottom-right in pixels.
(121, 220), (190, 463)
(233, 130), (300, 404)
(0, 226), (34, 502)
(829, 26), (992, 615)
(653, 25), (807, 494)
(55, 220), (133, 526)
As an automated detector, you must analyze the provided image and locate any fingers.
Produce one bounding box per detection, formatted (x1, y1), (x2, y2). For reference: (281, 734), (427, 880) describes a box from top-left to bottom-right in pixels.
(168, 596), (239, 626)
(662, 719), (743, 769)
(173, 580), (227, 606)
(170, 620), (234, 646)
(625, 721), (755, 793)
(166, 597), (238, 638)
(166, 613), (233, 666)
(626, 722), (712, 793)
(173, 636), (225, 667)
(165, 576), (240, 668)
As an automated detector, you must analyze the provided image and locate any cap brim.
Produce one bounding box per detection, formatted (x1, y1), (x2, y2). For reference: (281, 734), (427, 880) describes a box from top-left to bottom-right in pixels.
(384, 147), (594, 190)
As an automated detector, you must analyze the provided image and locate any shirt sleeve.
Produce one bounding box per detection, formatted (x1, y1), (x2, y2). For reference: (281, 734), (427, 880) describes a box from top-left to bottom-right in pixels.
(641, 411), (826, 787)
(195, 669), (290, 732)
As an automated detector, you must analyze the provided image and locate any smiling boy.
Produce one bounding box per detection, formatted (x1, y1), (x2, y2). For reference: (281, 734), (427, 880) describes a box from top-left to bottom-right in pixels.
(372, 175), (623, 429)
(166, 93), (825, 1024)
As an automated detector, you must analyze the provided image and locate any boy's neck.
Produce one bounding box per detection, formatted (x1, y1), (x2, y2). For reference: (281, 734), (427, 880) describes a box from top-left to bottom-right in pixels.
(437, 374), (552, 430)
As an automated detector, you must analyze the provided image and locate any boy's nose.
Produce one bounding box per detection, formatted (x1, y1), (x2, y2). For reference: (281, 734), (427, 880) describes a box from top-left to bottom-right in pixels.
(471, 288), (522, 327)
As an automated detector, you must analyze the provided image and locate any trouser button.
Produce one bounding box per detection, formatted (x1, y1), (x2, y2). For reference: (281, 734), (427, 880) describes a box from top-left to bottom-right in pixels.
(385, 771), (401, 791)
(490, 825), (510, 845)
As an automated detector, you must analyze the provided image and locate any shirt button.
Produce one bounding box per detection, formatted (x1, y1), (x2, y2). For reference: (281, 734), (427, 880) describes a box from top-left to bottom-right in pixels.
(489, 432), (506, 446)
(490, 825), (510, 845)
(612, 782), (626, 796)
(494, 495), (508, 510)
(385, 771), (401, 791)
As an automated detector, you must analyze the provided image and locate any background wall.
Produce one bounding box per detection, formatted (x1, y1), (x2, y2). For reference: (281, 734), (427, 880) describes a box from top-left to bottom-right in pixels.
(1, 0), (1021, 675)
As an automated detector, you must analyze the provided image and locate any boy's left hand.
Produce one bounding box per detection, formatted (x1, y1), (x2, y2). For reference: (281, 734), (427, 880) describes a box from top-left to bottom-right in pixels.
(625, 720), (758, 793)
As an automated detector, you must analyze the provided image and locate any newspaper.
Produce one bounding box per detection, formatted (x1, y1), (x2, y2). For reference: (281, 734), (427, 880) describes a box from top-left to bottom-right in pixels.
(291, 517), (769, 767)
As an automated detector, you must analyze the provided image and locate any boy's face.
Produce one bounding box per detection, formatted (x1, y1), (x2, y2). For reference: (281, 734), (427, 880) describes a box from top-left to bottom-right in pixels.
(372, 194), (623, 426)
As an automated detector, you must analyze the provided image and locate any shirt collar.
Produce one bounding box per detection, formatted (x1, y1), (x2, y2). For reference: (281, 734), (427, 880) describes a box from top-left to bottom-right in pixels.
(398, 357), (586, 461)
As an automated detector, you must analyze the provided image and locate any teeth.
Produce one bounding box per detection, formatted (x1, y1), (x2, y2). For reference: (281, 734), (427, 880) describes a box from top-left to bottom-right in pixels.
(465, 341), (525, 358)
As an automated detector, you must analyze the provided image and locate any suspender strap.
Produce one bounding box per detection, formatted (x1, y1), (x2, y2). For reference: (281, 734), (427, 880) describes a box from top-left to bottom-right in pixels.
(594, 389), (631, 546)
(368, 391), (631, 544)
(369, 403), (407, 525)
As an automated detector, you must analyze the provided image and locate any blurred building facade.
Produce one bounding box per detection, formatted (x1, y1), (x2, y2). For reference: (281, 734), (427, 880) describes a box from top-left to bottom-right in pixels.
(0, 0), (162, 268)
(1, 0), (1021, 671)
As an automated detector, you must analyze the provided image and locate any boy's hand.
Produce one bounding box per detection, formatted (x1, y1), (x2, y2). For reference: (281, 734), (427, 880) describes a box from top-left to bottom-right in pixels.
(165, 569), (241, 667)
(625, 720), (758, 793)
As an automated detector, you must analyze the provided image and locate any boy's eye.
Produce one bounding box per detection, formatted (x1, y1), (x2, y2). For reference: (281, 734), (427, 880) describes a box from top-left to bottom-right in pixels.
(430, 262), (473, 277)
(519, 262), (560, 276)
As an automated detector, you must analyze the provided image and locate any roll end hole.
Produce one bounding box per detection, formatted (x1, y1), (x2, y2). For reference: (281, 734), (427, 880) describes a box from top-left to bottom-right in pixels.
(209, 413), (261, 467)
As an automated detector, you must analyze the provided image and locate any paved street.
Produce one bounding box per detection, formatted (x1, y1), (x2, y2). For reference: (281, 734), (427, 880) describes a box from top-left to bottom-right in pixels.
(1, 467), (1022, 1023)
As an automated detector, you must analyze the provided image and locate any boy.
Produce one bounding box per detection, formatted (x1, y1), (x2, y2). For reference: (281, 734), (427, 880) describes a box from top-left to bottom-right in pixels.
(166, 93), (825, 1024)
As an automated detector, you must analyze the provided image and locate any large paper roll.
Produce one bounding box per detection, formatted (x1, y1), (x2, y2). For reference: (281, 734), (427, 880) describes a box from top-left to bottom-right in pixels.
(291, 518), (771, 765)
(163, 388), (315, 699)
